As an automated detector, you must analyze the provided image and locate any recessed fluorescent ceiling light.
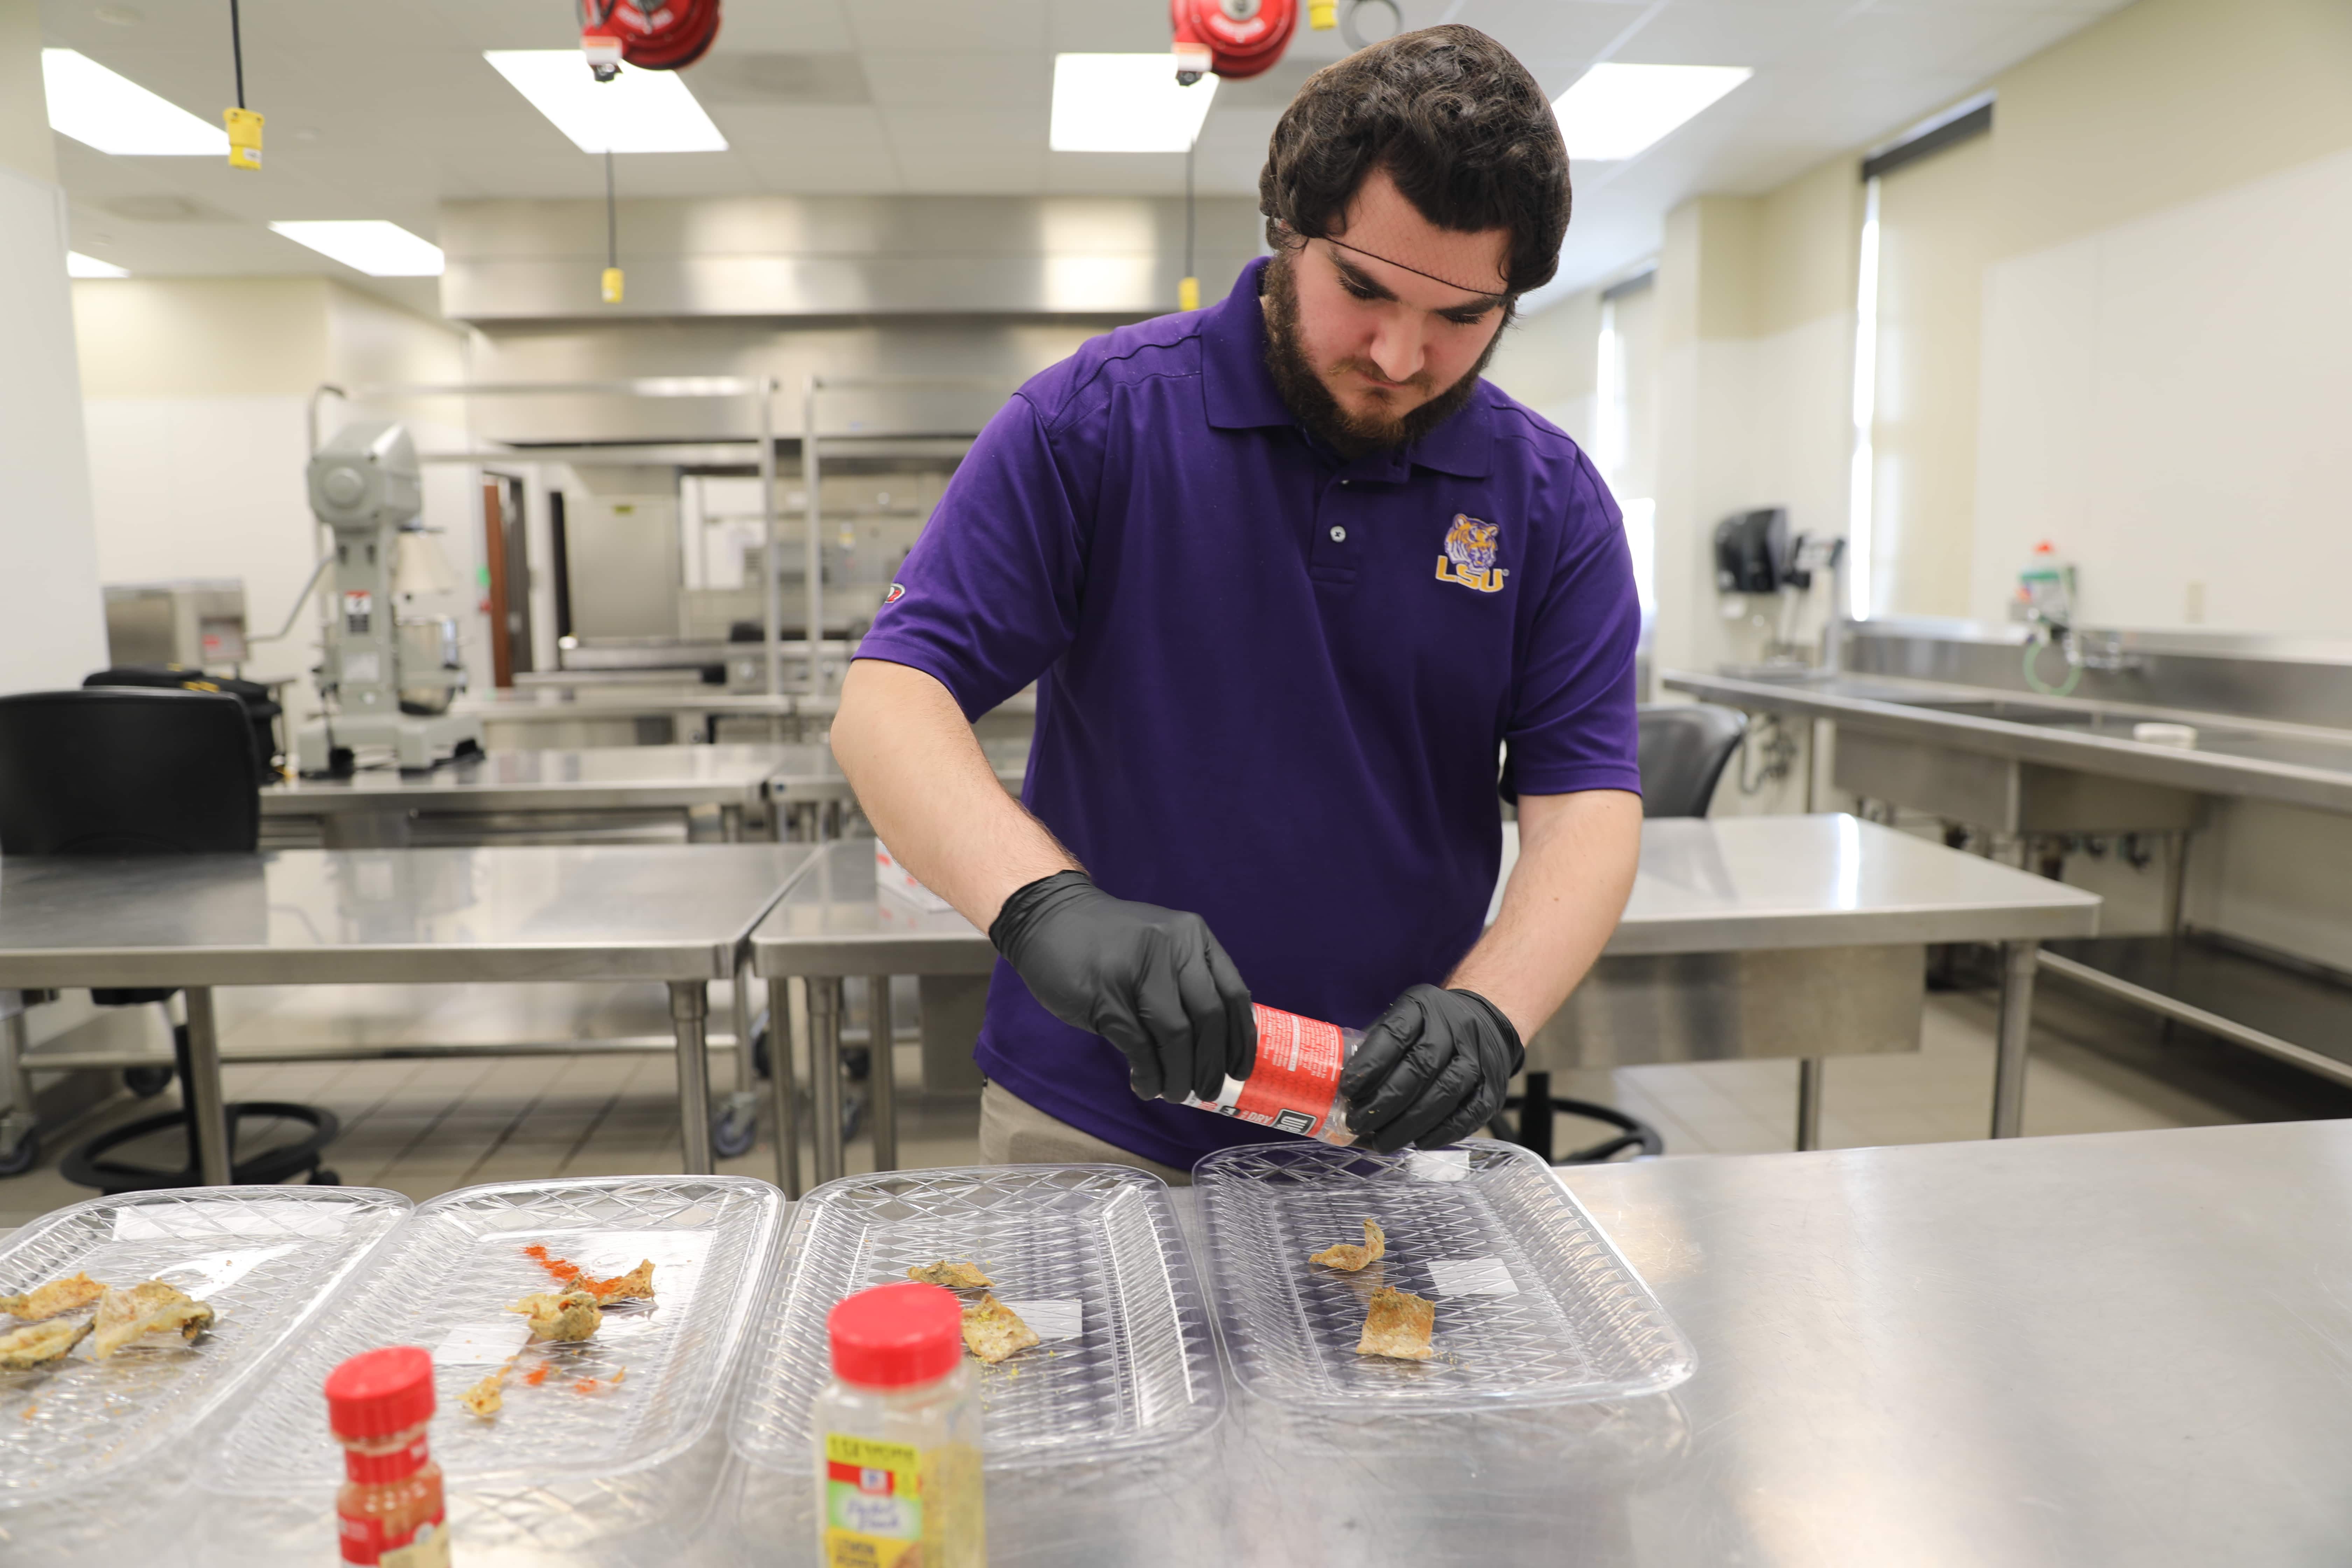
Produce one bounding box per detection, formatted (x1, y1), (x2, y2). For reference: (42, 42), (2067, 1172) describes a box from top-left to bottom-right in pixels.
(269, 221), (446, 277)
(42, 49), (227, 155)
(1051, 55), (1218, 153)
(66, 252), (129, 278)
(483, 51), (727, 153)
(1553, 64), (1752, 162)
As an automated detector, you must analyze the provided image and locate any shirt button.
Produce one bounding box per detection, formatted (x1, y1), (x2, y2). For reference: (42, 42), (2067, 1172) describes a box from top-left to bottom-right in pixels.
(1329, 526), (1348, 543)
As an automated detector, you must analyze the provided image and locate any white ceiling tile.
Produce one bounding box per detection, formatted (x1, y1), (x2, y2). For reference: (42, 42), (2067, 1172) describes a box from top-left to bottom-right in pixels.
(861, 52), (1051, 108)
(884, 109), (1045, 194)
(845, 0), (1045, 55)
(1611, 2), (1852, 68)
(698, 0), (862, 55)
(1046, 0), (1171, 53)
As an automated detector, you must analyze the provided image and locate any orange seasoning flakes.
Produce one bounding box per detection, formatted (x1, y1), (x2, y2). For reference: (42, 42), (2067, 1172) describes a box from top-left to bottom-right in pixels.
(571, 1367), (626, 1396)
(520, 1245), (656, 1303)
(523, 1363), (551, 1387)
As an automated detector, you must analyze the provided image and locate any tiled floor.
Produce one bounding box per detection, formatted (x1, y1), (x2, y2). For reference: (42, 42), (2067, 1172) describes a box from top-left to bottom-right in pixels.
(0, 972), (2250, 1228)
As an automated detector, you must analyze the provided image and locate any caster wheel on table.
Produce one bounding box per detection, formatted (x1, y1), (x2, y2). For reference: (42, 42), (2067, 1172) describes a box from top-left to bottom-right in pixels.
(712, 1099), (758, 1160)
(125, 1065), (174, 1098)
(750, 1008), (771, 1081)
(0, 1129), (37, 1178)
(307, 1167), (342, 1186)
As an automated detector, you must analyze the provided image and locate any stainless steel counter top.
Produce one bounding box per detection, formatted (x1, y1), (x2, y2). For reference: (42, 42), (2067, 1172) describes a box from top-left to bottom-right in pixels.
(749, 813), (2099, 975)
(0, 844), (816, 987)
(1515, 1119), (2352, 1564)
(260, 744), (791, 816)
(1665, 666), (2352, 815)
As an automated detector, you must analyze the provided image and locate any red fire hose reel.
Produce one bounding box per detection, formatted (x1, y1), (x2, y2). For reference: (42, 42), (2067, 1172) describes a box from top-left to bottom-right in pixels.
(579, 0), (721, 79)
(1172, 0), (1297, 83)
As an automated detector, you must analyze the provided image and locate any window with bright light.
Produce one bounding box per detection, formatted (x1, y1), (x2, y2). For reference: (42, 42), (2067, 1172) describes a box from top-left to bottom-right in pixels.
(484, 51), (728, 154)
(42, 49), (226, 156)
(1847, 176), (1882, 622)
(66, 252), (129, 278)
(1596, 291), (1658, 626)
(1050, 55), (1218, 153)
(269, 221), (446, 278)
(1553, 64), (1752, 163)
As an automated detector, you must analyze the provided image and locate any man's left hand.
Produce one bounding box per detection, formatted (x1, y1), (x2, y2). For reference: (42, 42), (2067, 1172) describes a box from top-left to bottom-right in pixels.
(1338, 985), (1524, 1152)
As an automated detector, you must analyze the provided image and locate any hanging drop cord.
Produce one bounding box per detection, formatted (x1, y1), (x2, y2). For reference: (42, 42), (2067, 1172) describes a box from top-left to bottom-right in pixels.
(606, 149), (617, 270)
(1184, 138), (1196, 282)
(229, 0), (246, 108)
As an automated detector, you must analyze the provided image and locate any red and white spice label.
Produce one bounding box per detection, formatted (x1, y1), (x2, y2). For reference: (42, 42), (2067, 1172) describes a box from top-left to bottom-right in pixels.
(1220, 1006), (1348, 1137)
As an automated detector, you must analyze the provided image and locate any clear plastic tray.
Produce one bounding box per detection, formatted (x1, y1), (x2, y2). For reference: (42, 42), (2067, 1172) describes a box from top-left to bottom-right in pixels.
(0, 1186), (409, 1562)
(732, 1164), (1223, 1475)
(1196, 1141), (1695, 1411)
(203, 1175), (785, 1567)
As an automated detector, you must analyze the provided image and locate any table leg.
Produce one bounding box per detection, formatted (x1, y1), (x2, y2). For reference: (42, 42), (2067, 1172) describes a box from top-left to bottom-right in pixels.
(1794, 1058), (1825, 1152)
(731, 965), (755, 1095)
(721, 804), (743, 843)
(1991, 940), (2037, 1139)
(768, 977), (801, 1198)
(868, 975), (897, 1174)
(670, 981), (715, 1175)
(182, 988), (233, 1186)
(810, 978), (845, 1186)
(0, 995), (36, 1164)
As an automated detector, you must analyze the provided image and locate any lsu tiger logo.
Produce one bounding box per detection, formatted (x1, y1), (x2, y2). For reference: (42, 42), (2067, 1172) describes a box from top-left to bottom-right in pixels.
(1435, 514), (1507, 594)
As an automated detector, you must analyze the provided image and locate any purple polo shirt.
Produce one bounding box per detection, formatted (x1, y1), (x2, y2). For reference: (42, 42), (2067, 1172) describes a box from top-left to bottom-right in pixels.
(855, 258), (1641, 1169)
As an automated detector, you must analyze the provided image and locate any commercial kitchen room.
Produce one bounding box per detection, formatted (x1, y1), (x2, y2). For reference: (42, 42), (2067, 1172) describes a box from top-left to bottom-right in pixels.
(0, 0), (2348, 1561)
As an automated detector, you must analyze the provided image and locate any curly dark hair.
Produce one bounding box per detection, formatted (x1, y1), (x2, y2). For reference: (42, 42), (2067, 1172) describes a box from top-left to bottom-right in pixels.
(1259, 26), (1570, 298)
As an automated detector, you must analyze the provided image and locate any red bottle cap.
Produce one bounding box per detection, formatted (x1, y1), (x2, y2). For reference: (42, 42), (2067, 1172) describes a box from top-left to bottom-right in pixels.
(324, 1346), (436, 1439)
(828, 1282), (962, 1388)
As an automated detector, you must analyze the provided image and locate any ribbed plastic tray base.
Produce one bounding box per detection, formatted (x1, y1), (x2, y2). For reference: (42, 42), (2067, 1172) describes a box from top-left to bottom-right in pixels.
(1196, 1141), (1694, 1412)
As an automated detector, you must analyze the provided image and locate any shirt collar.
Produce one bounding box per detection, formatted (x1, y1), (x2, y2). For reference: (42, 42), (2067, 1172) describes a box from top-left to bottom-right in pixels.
(1199, 256), (1494, 481)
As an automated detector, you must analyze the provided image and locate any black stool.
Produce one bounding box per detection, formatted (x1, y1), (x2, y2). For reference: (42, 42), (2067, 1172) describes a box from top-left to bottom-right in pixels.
(0, 687), (340, 1191)
(1493, 1071), (1662, 1163)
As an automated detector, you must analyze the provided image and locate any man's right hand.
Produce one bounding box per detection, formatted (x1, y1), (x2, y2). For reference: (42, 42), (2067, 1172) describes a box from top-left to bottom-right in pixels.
(988, 871), (1257, 1104)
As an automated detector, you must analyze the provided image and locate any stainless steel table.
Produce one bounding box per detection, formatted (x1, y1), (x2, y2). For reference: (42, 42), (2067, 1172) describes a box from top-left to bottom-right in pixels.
(260, 744), (793, 848)
(747, 815), (2101, 1191)
(1198, 1119), (2352, 1566)
(0, 845), (814, 1184)
(450, 689), (806, 748)
(764, 738), (1029, 840)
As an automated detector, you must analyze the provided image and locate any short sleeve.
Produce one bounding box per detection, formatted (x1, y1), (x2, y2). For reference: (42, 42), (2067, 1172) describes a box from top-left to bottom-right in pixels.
(851, 391), (1086, 720)
(1504, 457), (1643, 798)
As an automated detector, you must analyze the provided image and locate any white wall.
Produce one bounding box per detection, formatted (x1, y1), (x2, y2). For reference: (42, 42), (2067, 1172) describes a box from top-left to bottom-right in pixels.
(0, 164), (108, 694)
(1972, 140), (2352, 632)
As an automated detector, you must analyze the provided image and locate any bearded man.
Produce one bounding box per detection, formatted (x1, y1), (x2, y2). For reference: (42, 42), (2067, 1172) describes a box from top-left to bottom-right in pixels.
(831, 25), (1643, 1178)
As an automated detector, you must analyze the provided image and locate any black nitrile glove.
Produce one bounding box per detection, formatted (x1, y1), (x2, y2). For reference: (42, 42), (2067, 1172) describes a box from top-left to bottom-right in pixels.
(989, 870), (1257, 1104)
(1339, 985), (1523, 1152)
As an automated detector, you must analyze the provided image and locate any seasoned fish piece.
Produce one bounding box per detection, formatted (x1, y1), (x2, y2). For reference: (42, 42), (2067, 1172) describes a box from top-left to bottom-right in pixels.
(0, 1273), (106, 1322)
(0, 1317), (92, 1370)
(592, 1259), (656, 1303)
(511, 1289), (602, 1343)
(1310, 1218), (1387, 1273)
(906, 1260), (993, 1290)
(89, 1281), (214, 1359)
(960, 1293), (1040, 1365)
(460, 1360), (513, 1419)
(1356, 1286), (1435, 1362)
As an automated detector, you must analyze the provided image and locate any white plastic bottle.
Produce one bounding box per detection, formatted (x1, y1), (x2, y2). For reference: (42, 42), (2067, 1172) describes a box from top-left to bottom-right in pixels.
(813, 1282), (985, 1568)
(1181, 1004), (1364, 1145)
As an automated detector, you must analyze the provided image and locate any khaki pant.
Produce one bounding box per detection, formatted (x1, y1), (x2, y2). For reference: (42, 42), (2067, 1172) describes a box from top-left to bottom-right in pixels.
(978, 1081), (1193, 1186)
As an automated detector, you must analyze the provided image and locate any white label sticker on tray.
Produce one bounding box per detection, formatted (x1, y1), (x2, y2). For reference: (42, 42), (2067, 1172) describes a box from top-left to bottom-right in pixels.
(1405, 1149), (1472, 1182)
(997, 1299), (1082, 1341)
(432, 1320), (533, 1365)
(113, 1199), (352, 1240)
(1426, 1258), (1518, 1297)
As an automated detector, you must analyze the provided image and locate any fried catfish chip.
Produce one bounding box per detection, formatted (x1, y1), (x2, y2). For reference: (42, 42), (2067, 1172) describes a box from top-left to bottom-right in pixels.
(90, 1281), (214, 1359)
(0, 1317), (92, 1370)
(0, 1273), (106, 1322)
(1356, 1286), (1435, 1362)
(907, 1261), (993, 1290)
(1310, 1218), (1387, 1273)
(961, 1293), (1040, 1365)
(512, 1289), (602, 1343)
